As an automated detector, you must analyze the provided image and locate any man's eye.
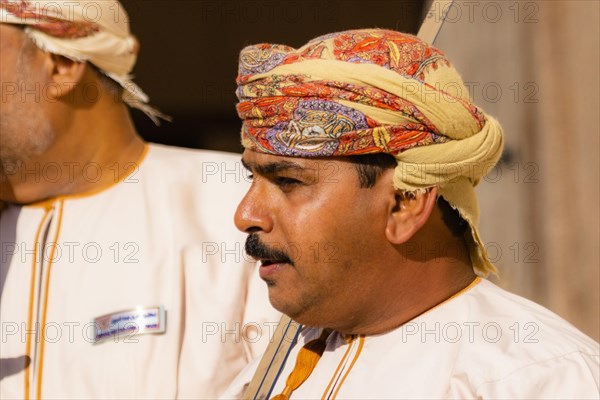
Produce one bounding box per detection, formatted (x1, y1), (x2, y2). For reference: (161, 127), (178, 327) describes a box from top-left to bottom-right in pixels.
(246, 173), (254, 180)
(274, 177), (301, 187)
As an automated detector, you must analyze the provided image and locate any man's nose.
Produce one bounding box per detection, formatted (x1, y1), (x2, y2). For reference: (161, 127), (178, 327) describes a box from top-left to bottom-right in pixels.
(234, 181), (274, 234)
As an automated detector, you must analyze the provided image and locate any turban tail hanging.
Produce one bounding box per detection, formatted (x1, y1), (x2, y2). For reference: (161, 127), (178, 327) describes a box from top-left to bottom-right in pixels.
(0, 0), (168, 124)
(236, 29), (504, 276)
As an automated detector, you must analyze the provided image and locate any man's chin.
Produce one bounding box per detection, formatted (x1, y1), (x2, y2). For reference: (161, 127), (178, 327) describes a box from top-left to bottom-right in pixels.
(268, 290), (299, 318)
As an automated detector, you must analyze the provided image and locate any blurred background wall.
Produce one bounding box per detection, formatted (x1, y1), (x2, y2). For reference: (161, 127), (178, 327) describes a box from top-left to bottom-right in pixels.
(123, 0), (599, 341)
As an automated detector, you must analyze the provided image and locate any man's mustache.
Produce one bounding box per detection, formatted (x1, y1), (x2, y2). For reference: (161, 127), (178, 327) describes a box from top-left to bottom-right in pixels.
(245, 233), (294, 265)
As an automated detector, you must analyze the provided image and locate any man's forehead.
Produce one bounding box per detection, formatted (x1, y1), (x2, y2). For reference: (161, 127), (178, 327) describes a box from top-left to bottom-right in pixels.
(243, 150), (306, 168)
(240, 150), (342, 172)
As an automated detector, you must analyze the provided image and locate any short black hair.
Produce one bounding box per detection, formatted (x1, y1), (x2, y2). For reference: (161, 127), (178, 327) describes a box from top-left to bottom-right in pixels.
(347, 153), (397, 188)
(436, 195), (469, 237)
(347, 153), (468, 237)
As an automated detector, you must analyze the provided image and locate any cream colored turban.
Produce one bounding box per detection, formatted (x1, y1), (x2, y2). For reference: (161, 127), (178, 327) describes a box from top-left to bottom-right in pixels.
(236, 29), (504, 276)
(0, 0), (166, 123)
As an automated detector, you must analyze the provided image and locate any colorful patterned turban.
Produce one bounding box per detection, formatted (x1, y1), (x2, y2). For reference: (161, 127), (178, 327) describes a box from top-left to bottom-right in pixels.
(0, 0), (165, 123)
(236, 29), (504, 276)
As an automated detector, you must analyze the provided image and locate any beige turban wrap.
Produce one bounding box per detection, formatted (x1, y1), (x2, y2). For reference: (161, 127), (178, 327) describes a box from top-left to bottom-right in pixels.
(0, 0), (166, 123)
(236, 29), (504, 276)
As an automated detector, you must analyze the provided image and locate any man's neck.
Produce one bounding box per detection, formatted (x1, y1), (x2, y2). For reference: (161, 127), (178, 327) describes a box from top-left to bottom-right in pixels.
(331, 232), (478, 337)
(338, 265), (477, 336)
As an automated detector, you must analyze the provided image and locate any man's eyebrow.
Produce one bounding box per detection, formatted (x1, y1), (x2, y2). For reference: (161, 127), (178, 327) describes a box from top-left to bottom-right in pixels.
(241, 159), (306, 175)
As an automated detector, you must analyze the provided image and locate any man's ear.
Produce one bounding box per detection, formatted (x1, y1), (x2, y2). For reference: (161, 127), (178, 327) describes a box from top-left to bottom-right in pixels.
(385, 186), (438, 244)
(44, 54), (87, 100)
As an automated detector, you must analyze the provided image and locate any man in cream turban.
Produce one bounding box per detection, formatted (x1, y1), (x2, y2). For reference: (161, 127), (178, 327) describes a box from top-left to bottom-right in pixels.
(0, 1), (277, 398)
(225, 29), (599, 398)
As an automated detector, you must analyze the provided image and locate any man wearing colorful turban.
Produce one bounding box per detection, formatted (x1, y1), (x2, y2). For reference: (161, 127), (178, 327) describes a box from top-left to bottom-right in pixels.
(0, 1), (277, 398)
(227, 29), (599, 398)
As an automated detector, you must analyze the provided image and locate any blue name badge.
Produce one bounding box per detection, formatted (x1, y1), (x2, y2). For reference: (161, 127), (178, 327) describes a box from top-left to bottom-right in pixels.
(92, 306), (166, 344)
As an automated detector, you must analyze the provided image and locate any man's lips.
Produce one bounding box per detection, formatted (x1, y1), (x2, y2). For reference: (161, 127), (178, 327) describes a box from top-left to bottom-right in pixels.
(259, 259), (291, 278)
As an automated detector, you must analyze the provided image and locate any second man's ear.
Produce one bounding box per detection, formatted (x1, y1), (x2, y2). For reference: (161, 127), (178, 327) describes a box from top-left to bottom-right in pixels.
(385, 186), (438, 245)
(44, 53), (87, 100)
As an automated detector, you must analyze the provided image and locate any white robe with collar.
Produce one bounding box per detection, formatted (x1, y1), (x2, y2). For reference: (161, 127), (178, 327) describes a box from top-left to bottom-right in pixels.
(224, 278), (599, 399)
(1, 143), (280, 399)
